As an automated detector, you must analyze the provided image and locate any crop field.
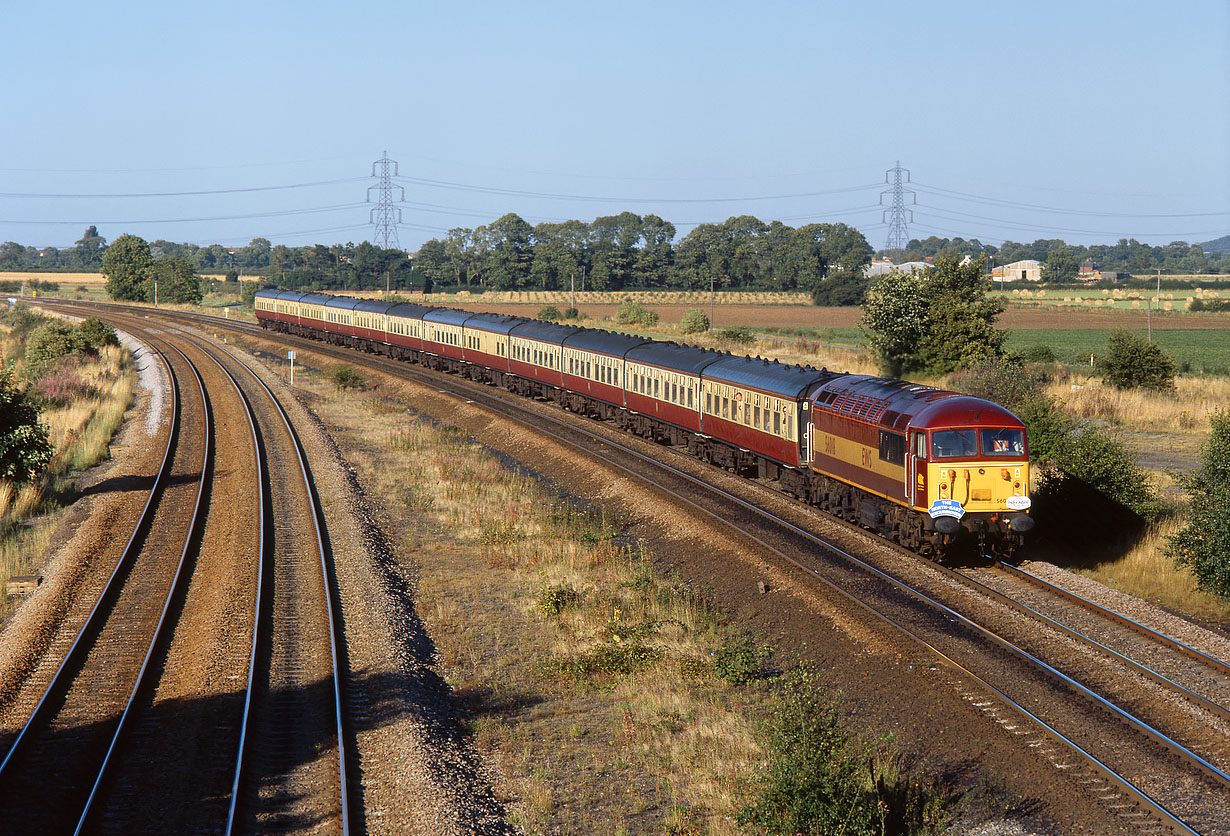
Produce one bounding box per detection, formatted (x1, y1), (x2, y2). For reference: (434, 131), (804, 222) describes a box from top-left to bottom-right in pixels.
(996, 285), (1230, 312)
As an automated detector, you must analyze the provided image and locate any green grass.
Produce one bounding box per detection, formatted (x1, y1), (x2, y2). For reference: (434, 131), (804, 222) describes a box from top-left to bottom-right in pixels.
(1004, 329), (1230, 375)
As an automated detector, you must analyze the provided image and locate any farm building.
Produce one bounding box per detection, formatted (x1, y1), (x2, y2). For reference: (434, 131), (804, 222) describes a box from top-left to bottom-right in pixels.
(991, 259), (1042, 283)
(865, 260), (935, 278)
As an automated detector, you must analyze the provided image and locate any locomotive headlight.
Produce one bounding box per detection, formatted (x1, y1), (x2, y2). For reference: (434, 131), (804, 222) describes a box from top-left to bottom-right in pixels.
(1013, 481), (1021, 491)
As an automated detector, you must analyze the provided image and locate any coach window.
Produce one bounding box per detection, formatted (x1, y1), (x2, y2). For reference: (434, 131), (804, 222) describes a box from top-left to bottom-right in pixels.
(785, 413), (793, 439)
(687, 386), (693, 409)
(774, 411), (781, 435)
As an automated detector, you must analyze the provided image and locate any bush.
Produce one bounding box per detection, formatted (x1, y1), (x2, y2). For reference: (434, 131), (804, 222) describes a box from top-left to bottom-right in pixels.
(679, 308), (709, 335)
(1101, 330), (1176, 390)
(616, 300), (659, 327)
(738, 665), (951, 835)
(562, 306), (580, 320)
(713, 633), (770, 685)
(715, 327), (756, 345)
(1021, 344), (1056, 363)
(0, 366), (53, 483)
(949, 357), (1047, 413)
(537, 305), (562, 321)
(240, 280), (263, 308)
(1166, 410), (1230, 595)
(78, 318), (119, 351)
(24, 320), (86, 377)
(332, 366), (365, 391)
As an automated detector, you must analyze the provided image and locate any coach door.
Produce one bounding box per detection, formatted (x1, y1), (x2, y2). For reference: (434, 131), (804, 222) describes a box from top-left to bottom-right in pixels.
(802, 411), (814, 465)
(907, 430), (926, 507)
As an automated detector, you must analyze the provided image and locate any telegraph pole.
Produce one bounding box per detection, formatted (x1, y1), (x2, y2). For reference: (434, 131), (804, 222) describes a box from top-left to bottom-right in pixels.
(881, 161), (915, 251)
(368, 151), (405, 250)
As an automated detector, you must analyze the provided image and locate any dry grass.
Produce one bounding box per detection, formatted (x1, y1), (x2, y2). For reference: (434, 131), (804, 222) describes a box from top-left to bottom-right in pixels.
(1073, 516), (1230, 622)
(303, 376), (768, 834)
(0, 271), (106, 286)
(0, 327), (135, 612)
(1050, 373), (1230, 434)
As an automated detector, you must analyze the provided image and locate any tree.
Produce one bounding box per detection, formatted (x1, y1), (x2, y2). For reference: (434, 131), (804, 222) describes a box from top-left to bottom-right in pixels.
(0, 366), (53, 483)
(102, 234), (155, 301)
(485, 213), (534, 290)
(412, 239), (452, 289)
(73, 225), (107, 269)
(148, 255), (203, 304)
(1042, 245), (1080, 282)
(240, 237), (271, 269)
(860, 256), (1006, 376)
(1101, 330), (1175, 390)
(859, 270), (928, 376)
(1167, 410), (1230, 595)
(680, 309), (709, 334)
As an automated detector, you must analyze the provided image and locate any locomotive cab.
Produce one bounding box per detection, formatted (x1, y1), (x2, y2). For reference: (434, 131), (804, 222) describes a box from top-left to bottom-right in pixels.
(911, 417), (1033, 555)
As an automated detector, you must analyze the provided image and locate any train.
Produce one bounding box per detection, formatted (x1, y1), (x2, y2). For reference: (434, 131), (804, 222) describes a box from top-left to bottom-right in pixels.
(254, 289), (1034, 557)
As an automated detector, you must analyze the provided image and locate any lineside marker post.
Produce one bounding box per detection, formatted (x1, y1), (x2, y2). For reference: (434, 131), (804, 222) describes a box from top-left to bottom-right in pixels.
(288, 350), (295, 385)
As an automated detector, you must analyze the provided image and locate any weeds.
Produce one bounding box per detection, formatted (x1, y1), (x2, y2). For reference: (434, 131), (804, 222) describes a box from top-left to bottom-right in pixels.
(738, 664), (953, 836)
(537, 580), (582, 617)
(712, 633), (771, 686)
(332, 365), (365, 390)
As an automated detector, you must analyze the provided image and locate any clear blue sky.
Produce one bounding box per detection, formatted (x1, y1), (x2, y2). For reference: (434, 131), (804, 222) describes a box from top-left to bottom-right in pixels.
(1, 0), (1226, 252)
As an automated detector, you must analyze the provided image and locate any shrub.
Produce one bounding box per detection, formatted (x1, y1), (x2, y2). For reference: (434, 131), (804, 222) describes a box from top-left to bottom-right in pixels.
(616, 300), (659, 327)
(679, 308), (710, 335)
(78, 318), (119, 351)
(738, 665), (951, 835)
(949, 357), (1047, 413)
(332, 366), (365, 390)
(713, 633), (770, 685)
(537, 582), (582, 617)
(240, 280), (262, 308)
(1021, 344), (1056, 363)
(0, 366), (53, 483)
(24, 320), (86, 377)
(537, 305), (562, 322)
(1100, 330), (1176, 390)
(562, 306), (580, 320)
(1166, 410), (1230, 595)
(715, 327), (756, 346)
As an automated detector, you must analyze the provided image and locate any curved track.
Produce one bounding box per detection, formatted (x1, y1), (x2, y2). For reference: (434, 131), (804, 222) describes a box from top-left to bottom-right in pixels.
(42, 300), (1230, 834)
(0, 339), (210, 833)
(1, 306), (354, 834)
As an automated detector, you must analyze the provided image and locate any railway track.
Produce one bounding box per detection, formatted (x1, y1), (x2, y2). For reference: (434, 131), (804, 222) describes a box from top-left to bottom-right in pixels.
(0, 338), (210, 833)
(40, 300), (1230, 834)
(0, 308), (353, 834)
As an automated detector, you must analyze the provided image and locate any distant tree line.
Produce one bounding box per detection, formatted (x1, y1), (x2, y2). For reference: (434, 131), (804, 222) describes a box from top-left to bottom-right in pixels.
(0, 227), (412, 293)
(886, 235), (1230, 278)
(409, 212), (874, 302)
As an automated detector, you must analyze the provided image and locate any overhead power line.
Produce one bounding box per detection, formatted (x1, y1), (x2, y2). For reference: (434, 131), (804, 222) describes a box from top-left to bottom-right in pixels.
(0, 178), (366, 199)
(912, 181), (1230, 219)
(393, 175), (882, 204)
(0, 202), (366, 226)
